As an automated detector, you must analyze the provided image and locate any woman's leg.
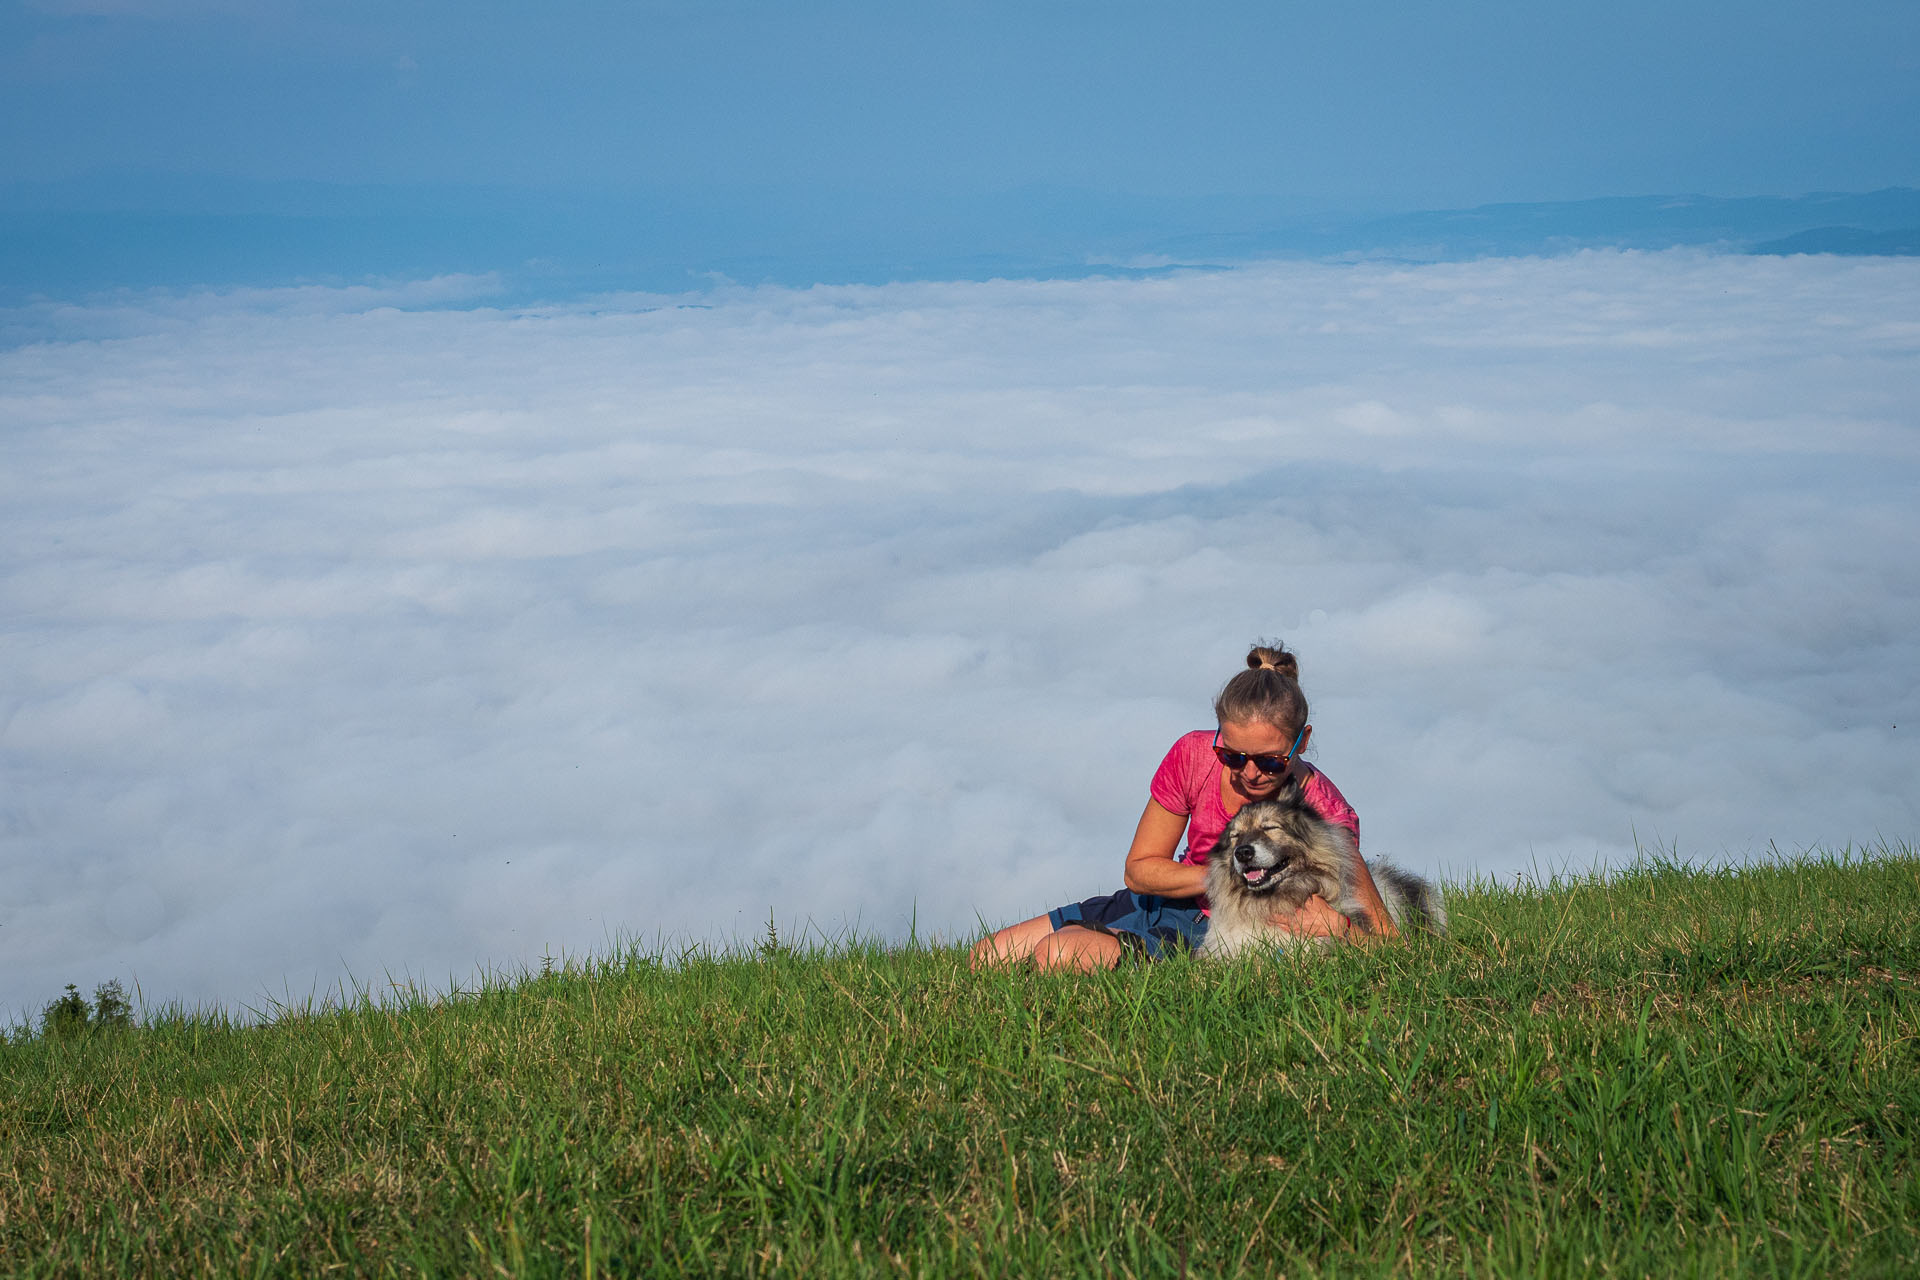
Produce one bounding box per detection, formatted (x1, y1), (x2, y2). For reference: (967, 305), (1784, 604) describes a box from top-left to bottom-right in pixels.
(969, 913), (1057, 968)
(970, 916), (1124, 971)
(1031, 925), (1124, 972)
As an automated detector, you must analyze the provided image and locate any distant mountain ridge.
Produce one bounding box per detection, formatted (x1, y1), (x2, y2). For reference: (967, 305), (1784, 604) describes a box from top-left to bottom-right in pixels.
(3, 183), (1916, 302)
(1748, 224), (1920, 257)
(1161, 188), (1920, 262)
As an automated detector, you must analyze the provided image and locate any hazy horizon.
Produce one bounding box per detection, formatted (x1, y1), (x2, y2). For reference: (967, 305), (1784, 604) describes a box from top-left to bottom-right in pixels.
(4, 0), (1918, 301)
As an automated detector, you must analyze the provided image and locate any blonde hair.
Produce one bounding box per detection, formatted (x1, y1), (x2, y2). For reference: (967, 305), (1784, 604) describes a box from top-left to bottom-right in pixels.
(1212, 643), (1309, 734)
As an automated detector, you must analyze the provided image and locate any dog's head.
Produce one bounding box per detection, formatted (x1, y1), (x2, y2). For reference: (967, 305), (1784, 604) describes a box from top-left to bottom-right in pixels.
(1213, 787), (1346, 905)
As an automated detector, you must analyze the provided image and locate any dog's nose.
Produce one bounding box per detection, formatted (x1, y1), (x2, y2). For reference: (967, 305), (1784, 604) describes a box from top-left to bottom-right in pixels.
(1233, 843), (1257, 864)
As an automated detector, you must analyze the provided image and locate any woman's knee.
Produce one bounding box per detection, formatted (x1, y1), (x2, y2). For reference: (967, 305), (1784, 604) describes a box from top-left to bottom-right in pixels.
(968, 932), (1014, 968)
(969, 915), (1054, 968)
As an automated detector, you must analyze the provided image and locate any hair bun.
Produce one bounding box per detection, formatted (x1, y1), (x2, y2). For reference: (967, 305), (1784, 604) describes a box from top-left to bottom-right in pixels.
(1245, 644), (1299, 679)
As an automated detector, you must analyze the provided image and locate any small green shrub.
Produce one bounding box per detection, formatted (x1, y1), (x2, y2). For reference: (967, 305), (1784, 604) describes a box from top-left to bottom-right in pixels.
(90, 980), (133, 1031)
(33, 978), (134, 1041)
(38, 984), (90, 1041)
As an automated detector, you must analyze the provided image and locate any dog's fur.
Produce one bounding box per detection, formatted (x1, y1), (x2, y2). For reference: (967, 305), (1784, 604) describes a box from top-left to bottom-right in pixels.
(1196, 776), (1447, 959)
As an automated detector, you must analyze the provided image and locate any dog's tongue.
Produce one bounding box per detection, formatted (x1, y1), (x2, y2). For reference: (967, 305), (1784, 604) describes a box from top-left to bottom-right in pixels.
(1243, 867), (1269, 884)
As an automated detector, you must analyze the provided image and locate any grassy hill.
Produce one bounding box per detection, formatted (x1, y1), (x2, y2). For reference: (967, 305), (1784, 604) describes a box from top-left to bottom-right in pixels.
(4, 850), (1917, 1277)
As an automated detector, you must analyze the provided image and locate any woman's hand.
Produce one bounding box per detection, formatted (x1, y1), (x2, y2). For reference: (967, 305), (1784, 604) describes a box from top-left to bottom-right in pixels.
(1269, 894), (1356, 938)
(1271, 892), (1400, 945)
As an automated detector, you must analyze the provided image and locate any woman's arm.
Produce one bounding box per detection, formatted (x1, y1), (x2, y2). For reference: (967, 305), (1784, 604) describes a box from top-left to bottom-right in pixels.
(1274, 857), (1403, 944)
(1341, 855), (1401, 940)
(1121, 800), (1208, 898)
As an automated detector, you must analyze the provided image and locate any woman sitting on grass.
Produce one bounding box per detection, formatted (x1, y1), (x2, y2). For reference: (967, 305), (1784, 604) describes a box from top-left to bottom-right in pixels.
(972, 643), (1399, 971)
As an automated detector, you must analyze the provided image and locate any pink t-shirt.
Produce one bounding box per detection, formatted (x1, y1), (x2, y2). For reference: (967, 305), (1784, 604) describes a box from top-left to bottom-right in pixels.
(1149, 729), (1361, 866)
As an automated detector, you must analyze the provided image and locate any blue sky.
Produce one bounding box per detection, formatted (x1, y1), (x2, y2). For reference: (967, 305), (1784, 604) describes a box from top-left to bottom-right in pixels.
(5, 0), (1916, 212)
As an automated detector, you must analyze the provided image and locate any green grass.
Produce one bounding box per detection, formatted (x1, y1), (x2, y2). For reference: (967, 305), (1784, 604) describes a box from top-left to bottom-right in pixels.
(4, 849), (1918, 1277)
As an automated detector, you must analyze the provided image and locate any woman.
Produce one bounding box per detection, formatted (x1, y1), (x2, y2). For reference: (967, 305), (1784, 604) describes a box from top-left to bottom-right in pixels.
(972, 644), (1398, 971)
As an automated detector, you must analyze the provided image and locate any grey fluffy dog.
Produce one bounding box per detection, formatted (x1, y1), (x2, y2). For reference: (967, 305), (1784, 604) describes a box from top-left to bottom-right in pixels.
(1196, 777), (1447, 959)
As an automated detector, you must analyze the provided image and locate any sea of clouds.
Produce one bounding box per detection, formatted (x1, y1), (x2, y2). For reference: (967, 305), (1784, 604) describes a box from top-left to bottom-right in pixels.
(4, 249), (1917, 1018)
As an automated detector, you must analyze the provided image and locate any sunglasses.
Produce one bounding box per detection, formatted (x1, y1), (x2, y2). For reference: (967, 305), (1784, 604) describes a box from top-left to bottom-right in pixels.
(1212, 725), (1306, 776)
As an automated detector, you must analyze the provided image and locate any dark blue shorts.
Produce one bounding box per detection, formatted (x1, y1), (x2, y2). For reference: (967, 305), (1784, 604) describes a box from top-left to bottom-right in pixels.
(1047, 888), (1208, 960)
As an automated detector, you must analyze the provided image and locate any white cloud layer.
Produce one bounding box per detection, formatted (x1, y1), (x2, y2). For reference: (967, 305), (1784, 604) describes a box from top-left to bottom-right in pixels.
(4, 250), (1918, 1017)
